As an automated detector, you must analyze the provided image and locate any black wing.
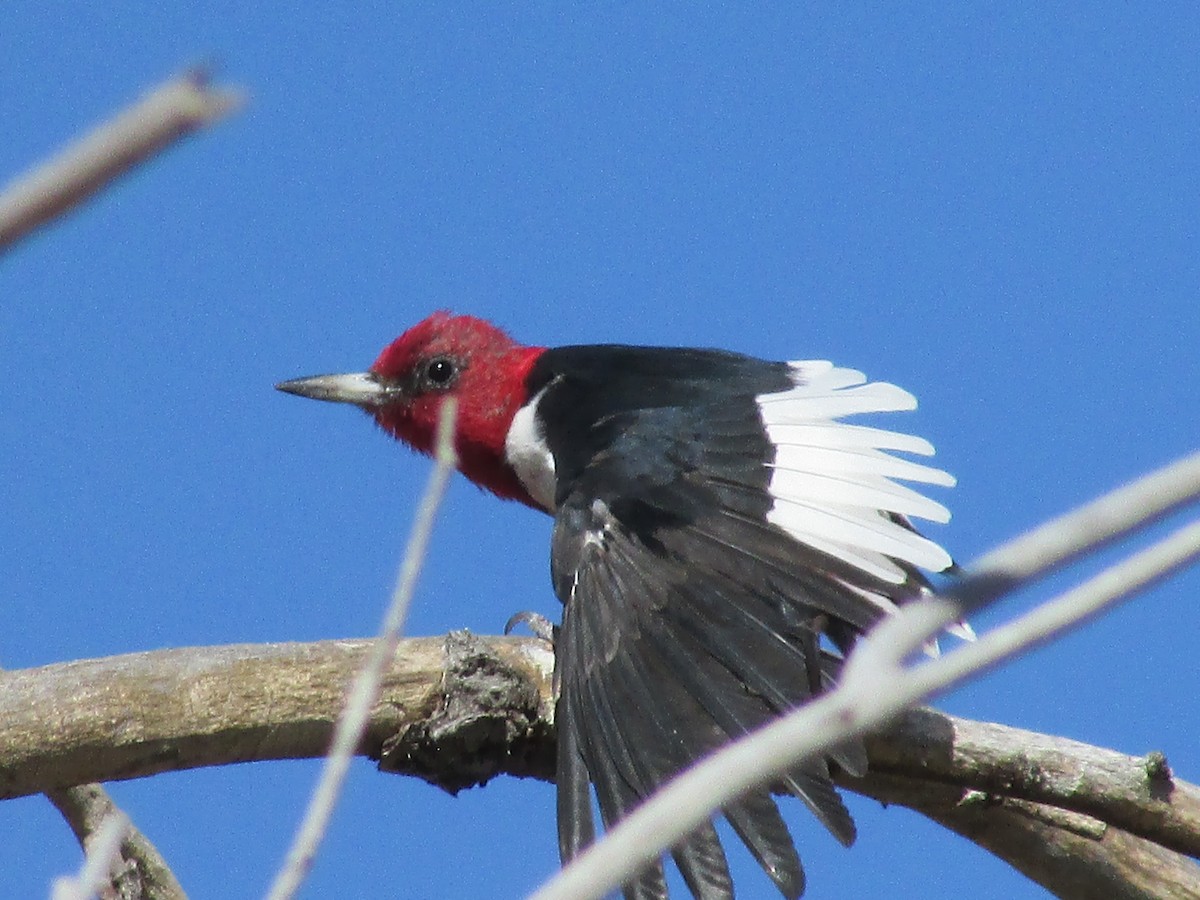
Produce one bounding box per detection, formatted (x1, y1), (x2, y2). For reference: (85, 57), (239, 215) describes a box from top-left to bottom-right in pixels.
(535, 347), (954, 899)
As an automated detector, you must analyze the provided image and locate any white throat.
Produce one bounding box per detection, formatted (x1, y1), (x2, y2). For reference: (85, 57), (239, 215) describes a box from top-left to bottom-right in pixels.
(504, 388), (557, 510)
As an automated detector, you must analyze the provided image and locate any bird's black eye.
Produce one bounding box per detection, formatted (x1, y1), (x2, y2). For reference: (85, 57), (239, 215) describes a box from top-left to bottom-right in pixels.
(423, 356), (459, 389)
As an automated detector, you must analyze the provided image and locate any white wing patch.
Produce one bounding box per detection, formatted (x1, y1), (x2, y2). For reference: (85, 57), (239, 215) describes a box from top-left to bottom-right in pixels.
(758, 361), (955, 586)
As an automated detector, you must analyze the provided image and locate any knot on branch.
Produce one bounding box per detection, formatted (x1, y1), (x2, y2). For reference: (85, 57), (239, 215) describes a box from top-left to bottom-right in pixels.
(378, 631), (556, 793)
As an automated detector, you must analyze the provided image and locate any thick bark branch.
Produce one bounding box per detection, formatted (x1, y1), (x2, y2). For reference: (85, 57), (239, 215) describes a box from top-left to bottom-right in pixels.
(0, 635), (554, 799)
(3, 634), (1197, 898)
(857, 708), (1200, 859)
(853, 770), (1200, 900)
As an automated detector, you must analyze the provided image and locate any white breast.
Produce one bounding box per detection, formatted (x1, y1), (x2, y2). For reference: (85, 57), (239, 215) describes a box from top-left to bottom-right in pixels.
(504, 388), (557, 511)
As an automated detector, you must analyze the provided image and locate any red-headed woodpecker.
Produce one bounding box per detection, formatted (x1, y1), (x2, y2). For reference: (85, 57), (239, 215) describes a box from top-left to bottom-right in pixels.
(278, 312), (957, 900)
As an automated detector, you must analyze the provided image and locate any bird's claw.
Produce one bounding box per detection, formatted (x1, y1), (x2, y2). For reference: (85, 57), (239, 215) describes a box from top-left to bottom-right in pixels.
(504, 610), (558, 646)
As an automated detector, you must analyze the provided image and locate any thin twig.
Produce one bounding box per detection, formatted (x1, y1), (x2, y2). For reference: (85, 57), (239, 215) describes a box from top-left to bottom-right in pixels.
(951, 450), (1200, 610)
(0, 68), (243, 255)
(264, 400), (458, 900)
(900, 519), (1200, 697)
(50, 810), (130, 900)
(46, 783), (187, 900)
(529, 452), (1200, 900)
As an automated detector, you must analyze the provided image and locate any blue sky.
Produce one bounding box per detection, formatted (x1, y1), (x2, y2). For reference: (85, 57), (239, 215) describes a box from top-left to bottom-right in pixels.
(3, 4), (1198, 898)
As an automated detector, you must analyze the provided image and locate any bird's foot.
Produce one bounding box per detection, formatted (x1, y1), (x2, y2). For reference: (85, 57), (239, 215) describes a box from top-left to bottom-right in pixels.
(504, 610), (558, 646)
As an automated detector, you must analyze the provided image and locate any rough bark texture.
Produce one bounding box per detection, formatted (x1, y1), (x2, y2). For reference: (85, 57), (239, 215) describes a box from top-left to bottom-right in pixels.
(4, 633), (1198, 899)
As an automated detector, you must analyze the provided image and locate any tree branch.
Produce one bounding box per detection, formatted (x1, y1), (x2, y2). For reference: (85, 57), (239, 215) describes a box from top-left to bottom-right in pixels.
(46, 784), (185, 900)
(2, 634), (1197, 897)
(0, 636), (555, 801)
(852, 769), (1200, 900)
(0, 68), (243, 254)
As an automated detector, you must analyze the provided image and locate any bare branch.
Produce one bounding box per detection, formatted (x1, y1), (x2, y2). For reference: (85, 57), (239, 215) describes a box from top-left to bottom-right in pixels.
(855, 709), (1200, 862)
(2, 635), (1198, 898)
(952, 450), (1200, 611)
(45, 784), (186, 900)
(50, 809), (130, 900)
(0, 68), (243, 255)
(898, 519), (1200, 698)
(0, 651), (184, 900)
(0, 638), (463, 799)
(266, 400), (459, 900)
(851, 768), (1200, 900)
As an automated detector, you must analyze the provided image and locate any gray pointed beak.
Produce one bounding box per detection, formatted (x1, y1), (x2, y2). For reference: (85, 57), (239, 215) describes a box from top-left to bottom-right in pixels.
(275, 371), (395, 407)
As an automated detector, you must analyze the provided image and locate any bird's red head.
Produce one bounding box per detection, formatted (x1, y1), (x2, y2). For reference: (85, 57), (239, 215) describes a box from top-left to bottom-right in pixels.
(278, 312), (545, 506)
(367, 312), (545, 505)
